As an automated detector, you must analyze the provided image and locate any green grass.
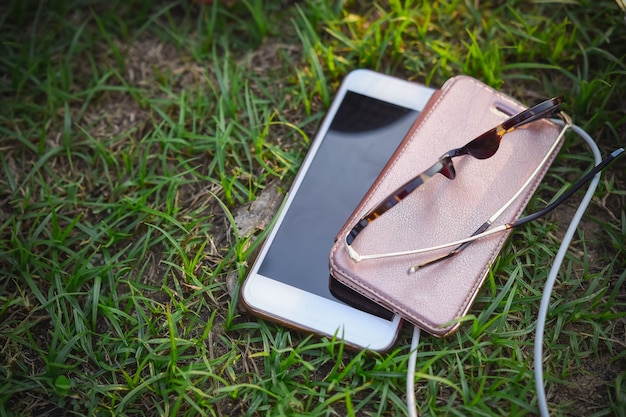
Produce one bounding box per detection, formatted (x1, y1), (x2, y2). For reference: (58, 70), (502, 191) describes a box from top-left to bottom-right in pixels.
(1, 0), (625, 415)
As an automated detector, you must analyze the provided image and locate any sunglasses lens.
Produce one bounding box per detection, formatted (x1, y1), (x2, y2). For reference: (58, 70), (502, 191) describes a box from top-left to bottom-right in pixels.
(465, 130), (500, 159)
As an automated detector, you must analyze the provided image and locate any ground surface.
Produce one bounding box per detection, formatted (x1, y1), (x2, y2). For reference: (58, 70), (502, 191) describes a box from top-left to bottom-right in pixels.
(1, 1), (625, 416)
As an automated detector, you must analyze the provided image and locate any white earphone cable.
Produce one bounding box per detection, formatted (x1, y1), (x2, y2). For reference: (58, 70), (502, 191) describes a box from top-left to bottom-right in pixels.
(534, 121), (602, 416)
(407, 325), (421, 417)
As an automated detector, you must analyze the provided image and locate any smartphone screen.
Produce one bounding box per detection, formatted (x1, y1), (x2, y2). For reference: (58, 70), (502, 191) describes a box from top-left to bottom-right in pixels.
(257, 91), (420, 307)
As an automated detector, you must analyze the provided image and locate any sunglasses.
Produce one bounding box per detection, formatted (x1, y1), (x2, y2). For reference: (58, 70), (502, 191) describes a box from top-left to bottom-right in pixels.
(344, 98), (624, 272)
(346, 97), (565, 246)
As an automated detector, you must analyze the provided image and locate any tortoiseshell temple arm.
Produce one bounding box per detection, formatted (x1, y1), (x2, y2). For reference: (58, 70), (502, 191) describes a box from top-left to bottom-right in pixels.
(502, 96), (564, 131)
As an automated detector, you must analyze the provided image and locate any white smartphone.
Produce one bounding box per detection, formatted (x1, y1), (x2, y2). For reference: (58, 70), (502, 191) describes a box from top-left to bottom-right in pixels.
(241, 69), (435, 351)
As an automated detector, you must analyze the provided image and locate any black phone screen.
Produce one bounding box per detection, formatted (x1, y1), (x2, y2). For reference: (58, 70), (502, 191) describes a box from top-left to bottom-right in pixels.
(257, 91), (420, 311)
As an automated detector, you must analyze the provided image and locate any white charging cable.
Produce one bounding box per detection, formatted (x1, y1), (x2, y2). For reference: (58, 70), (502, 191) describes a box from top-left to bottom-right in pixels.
(406, 121), (607, 417)
(534, 121), (602, 417)
(407, 325), (421, 417)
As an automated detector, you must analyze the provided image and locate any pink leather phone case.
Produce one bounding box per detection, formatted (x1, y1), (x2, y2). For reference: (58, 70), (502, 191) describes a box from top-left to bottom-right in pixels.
(329, 76), (564, 337)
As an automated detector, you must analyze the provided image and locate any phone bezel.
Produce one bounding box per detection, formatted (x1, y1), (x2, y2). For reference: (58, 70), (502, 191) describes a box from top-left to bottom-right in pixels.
(241, 69), (435, 351)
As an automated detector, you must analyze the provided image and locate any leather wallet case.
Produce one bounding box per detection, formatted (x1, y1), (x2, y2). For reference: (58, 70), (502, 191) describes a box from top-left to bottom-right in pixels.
(329, 75), (564, 337)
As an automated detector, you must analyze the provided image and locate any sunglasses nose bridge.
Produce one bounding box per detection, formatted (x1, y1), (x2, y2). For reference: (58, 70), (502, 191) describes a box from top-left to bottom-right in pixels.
(440, 156), (456, 179)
